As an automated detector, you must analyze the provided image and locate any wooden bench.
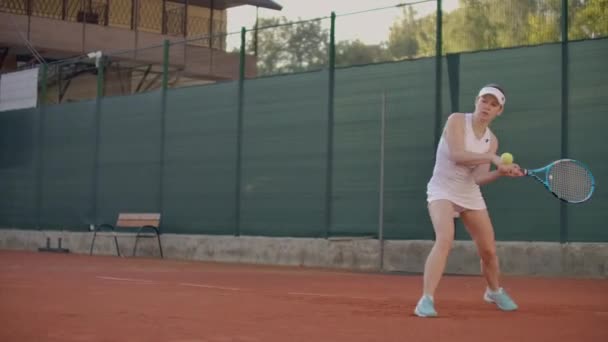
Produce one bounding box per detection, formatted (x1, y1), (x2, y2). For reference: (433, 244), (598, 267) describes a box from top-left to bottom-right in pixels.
(89, 213), (163, 258)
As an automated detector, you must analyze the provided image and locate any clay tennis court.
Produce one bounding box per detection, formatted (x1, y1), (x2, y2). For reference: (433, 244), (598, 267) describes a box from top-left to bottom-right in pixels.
(1, 250), (606, 342)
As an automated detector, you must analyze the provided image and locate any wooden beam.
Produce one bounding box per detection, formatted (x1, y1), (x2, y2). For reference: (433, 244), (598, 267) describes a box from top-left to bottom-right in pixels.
(209, 0), (214, 48)
(184, 0), (189, 37)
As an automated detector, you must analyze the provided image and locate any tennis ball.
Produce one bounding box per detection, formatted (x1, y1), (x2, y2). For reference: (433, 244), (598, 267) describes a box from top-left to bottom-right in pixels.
(500, 152), (514, 165)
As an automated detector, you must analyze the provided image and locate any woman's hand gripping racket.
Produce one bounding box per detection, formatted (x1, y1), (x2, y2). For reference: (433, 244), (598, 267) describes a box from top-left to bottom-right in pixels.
(523, 159), (595, 203)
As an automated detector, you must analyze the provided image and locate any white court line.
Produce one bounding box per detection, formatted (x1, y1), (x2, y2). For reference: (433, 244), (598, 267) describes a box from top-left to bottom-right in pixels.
(179, 283), (242, 291)
(96, 276), (158, 284)
(287, 292), (385, 301)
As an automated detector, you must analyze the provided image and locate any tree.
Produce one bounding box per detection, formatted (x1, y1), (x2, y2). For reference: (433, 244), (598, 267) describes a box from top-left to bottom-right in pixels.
(335, 40), (390, 66)
(248, 17), (329, 75)
(250, 0), (607, 74)
(569, 0), (608, 40)
(388, 6), (421, 59)
(526, 0), (561, 44)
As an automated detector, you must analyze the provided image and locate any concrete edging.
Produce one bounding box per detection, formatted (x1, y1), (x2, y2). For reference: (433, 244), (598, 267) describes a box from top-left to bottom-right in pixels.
(0, 229), (605, 278)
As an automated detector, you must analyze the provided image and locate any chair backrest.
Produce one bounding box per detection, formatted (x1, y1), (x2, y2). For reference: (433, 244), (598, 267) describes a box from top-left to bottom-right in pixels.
(116, 213), (161, 228)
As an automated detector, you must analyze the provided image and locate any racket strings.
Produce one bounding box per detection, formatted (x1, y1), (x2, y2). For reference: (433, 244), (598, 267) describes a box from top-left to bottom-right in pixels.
(548, 161), (594, 202)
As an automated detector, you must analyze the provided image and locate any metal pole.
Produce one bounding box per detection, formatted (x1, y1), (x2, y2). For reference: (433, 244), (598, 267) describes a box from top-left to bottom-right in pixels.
(40, 63), (48, 105)
(434, 0), (443, 151)
(324, 12), (336, 238)
(254, 6), (259, 58)
(159, 39), (169, 213)
(446, 53), (460, 113)
(36, 64), (48, 229)
(92, 59), (105, 225)
(97, 58), (104, 98)
(560, 0), (569, 243)
(235, 27), (246, 236)
(378, 91), (386, 271)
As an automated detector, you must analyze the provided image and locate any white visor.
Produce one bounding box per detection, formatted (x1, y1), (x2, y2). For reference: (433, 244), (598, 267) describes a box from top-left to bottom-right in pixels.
(478, 87), (506, 106)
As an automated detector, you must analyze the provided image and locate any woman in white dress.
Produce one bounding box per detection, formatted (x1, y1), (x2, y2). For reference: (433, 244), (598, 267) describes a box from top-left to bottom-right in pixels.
(415, 84), (524, 317)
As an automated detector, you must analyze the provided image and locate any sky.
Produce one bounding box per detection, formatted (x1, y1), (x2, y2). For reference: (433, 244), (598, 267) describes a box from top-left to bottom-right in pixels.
(226, 0), (459, 48)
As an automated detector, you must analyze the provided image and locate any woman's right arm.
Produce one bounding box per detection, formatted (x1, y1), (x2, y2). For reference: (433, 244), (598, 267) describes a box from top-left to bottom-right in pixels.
(444, 113), (502, 167)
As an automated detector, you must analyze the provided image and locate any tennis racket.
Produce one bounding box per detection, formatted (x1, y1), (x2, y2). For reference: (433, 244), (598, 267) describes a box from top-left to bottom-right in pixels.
(524, 159), (595, 204)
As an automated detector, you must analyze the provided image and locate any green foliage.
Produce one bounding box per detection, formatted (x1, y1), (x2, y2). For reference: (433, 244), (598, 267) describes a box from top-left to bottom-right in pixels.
(248, 17), (329, 75)
(388, 6), (421, 59)
(335, 40), (390, 66)
(249, 1), (607, 73)
(569, 0), (608, 40)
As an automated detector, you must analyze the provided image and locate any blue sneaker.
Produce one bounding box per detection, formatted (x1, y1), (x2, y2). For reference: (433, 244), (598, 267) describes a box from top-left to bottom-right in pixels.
(414, 295), (438, 317)
(484, 287), (518, 311)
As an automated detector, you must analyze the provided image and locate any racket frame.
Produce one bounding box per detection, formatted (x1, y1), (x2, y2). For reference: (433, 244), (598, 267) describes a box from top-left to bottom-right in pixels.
(524, 158), (595, 204)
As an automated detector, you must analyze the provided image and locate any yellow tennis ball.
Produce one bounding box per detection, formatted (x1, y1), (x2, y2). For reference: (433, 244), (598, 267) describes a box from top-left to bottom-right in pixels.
(501, 152), (514, 164)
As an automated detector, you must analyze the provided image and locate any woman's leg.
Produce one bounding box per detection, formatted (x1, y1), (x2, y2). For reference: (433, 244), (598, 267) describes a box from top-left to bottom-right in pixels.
(415, 200), (456, 317)
(460, 209), (517, 311)
(422, 200), (456, 297)
(460, 209), (500, 290)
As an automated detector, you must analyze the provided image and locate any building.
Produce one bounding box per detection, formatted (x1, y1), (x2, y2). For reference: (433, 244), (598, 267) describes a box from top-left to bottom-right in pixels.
(0, 0), (282, 103)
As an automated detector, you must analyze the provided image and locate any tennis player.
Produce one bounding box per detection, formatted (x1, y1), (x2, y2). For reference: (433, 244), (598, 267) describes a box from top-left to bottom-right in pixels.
(414, 84), (524, 317)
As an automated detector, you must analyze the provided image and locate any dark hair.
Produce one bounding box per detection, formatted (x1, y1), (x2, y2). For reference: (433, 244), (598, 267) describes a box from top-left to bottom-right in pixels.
(483, 83), (506, 96)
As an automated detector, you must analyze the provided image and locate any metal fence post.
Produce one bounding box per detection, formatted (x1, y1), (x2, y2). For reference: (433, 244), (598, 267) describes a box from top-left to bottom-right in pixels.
(325, 12), (336, 238)
(235, 27), (246, 236)
(92, 59), (105, 225)
(97, 58), (105, 99)
(36, 64), (48, 229)
(159, 39), (170, 214)
(434, 0), (443, 151)
(560, 0), (569, 243)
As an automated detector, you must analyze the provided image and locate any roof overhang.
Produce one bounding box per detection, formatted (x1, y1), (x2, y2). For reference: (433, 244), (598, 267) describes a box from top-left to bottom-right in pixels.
(169, 0), (282, 11)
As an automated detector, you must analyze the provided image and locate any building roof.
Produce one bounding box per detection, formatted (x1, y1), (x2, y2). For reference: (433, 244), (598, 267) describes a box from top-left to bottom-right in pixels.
(169, 0), (283, 11)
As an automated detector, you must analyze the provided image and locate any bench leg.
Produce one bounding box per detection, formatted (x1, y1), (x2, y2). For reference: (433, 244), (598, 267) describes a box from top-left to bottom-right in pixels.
(114, 235), (121, 257)
(156, 232), (163, 258)
(90, 229), (120, 257)
(133, 227), (162, 258)
(132, 236), (139, 257)
(89, 231), (97, 255)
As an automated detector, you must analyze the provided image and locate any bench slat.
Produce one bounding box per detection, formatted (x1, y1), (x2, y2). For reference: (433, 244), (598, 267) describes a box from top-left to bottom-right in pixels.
(116, 213), (161, 228)
(116, 220), (160, 228)
(117, 213), (160, 221)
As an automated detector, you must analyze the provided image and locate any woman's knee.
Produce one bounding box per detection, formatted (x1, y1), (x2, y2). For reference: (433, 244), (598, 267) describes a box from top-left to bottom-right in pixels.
(433, 234), (454, 253)
(478, 245), (497, 263)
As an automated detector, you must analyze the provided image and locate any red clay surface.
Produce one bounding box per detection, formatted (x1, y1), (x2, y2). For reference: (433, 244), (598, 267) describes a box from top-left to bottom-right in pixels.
(0, 250), (607, 342)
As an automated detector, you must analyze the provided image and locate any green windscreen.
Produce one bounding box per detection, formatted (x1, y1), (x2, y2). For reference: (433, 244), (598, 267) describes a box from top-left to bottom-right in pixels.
(455, 44), (563, 241)
(40, 101), (96, 230)
(567, 38), (608, 242)
(0, 108), (39, 229)
(163, 83), (239, 235)
(333, 59), (437, 239)
(240, 72), (328, 237)
(96, 92), (162, 226)
(0, 39), (606, 242)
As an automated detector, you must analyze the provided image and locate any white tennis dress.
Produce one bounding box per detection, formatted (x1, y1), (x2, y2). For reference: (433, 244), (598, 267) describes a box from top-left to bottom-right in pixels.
(427, 113), (492, 212)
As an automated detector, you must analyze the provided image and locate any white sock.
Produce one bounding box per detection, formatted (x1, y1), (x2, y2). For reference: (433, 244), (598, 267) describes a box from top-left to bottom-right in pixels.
(487, 287), (503, 295)
(421, 294), (434, 302)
